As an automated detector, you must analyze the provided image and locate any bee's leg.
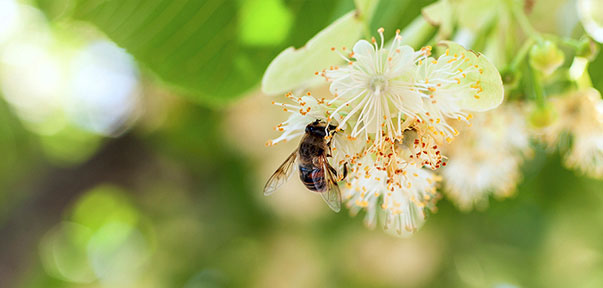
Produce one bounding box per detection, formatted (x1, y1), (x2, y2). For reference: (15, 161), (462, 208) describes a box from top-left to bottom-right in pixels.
(328, 165), (337, 176)
(342, 163), (348, 180)
(328, 165), (342, 182)
(330, 163), (348, 182)
(335, 163), (348, 182)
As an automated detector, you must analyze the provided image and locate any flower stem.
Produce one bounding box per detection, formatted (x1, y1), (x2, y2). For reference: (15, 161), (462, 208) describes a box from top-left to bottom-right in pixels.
(508, 0), (541, 41)
(509, 38), (535, 71)
(530, 67), (546, 107)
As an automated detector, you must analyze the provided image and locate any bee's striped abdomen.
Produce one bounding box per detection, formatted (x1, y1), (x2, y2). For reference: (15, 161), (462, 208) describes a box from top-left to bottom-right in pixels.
(299, 165), (327, 192)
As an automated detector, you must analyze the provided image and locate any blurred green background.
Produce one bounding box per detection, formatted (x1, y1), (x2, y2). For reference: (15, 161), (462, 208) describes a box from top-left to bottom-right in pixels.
(0, 0), (602, 287)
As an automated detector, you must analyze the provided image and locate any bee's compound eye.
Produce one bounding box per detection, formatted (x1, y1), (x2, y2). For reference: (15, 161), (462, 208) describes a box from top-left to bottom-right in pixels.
(305, 125), (312, 134)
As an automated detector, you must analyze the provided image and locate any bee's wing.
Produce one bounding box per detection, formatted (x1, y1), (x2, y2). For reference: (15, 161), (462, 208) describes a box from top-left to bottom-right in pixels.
(318, 155), (342, 213)
(264, 150), (298, 196)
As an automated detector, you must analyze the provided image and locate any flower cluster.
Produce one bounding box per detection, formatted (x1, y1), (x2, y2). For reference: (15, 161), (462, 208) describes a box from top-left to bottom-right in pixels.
(539, 89), (603, 179)
(267, 29), (503, 235)
(441, 104), (532, 210)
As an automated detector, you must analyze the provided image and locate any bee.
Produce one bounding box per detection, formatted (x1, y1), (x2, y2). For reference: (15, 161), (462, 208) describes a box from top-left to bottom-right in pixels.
(264, 120), (347, 212)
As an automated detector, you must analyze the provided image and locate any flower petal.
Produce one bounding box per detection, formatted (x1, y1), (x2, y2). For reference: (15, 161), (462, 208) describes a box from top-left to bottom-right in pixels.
(578, 0), (603, 43)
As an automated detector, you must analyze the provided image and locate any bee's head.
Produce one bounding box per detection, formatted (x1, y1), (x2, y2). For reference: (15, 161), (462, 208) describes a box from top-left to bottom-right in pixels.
(306, 120), (329, 137)
(306, 120), (341, 137)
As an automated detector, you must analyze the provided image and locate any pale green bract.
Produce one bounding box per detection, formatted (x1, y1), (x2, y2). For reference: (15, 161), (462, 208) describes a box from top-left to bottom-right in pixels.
(439, 41), (504, 112)
(261, 11), (364, 95)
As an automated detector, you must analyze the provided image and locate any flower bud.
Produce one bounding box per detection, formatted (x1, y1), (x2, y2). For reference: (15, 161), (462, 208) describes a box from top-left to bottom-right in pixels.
(529, 41), (565, 76)
(529, 103), (557, 128)
(501, 68), (522, 90)
(576, 37), (600, 61)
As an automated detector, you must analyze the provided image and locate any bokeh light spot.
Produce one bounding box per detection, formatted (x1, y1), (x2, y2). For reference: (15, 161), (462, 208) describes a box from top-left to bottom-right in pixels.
(1, 41), (67, 134)
(71, 185), (139, 232)
(239, 0), (292, 46)
(68, 40), (139, 136)
(39, 222), (96, 283)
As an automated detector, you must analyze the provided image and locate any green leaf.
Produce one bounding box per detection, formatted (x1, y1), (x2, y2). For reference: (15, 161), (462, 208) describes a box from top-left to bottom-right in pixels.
(370, 0), (436, 45)
(439, 41), (505, 111)
(261, 10), (364, 95)
(43, 0), (355, 106)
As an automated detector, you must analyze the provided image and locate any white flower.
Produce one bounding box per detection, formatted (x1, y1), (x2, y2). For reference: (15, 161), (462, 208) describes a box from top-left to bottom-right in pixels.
(343, 142), (440, 235)
(266, 93), (330, 146)
(441, 104), (532, 210)
(544, 88), (603, 178)
(565, 132), (603, 178)
(577, 0), (603, 43)
(323, 29), (499, 149)
(323, 28), (427, 148)
(267, 92), (363, 173)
